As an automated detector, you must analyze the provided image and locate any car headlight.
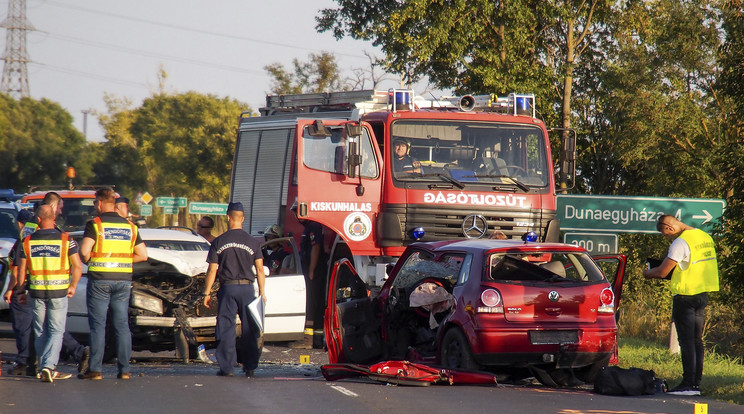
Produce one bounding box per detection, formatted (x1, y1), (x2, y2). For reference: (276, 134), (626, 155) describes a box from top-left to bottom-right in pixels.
(131, 292), (164, 315)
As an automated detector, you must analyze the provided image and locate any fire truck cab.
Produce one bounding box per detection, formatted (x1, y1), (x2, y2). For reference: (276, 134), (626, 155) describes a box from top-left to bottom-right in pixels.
(230, 89), (574, 286)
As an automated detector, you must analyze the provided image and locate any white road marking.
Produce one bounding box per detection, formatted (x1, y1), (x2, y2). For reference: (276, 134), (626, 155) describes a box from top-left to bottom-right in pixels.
(328, 384), (359, 397)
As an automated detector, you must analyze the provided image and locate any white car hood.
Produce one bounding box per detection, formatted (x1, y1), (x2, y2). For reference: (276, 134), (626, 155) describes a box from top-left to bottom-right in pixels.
(145, 247), (208, 277)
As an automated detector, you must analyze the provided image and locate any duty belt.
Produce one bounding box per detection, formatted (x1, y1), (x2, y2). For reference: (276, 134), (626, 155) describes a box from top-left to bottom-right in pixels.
(221, 279), (253, 285)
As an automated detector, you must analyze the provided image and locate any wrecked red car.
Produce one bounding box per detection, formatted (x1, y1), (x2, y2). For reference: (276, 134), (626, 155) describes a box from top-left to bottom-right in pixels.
(325, 236), (626, 386)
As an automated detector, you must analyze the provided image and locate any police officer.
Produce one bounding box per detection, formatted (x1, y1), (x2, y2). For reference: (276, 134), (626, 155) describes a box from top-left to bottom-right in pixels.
(79, 187), (148, 380)
(17, 205), (83, 382)
(643, 215), (719, 396)
(202, 202), (266, 377)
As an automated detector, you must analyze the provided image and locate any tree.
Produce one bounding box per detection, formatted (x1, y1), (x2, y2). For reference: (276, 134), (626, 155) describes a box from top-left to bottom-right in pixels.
(715, 0), (744, 297)
(96, 91), (250, 204)
(265, 52), (350, 94)
(0, 95), (92, 190)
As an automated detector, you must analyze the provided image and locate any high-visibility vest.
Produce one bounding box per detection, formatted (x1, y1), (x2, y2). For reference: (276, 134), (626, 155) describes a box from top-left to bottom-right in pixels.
(20, 222), (37, 239)
(23, 232), (71, 294)
(87, 216), (137, 273)
(670, 229), (719, 295)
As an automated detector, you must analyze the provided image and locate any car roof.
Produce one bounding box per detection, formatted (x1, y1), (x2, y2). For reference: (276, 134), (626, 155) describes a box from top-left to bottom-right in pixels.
(412, 239), (588, 254)
(23, 190), (99, 200)
(0, 201), (20, 211)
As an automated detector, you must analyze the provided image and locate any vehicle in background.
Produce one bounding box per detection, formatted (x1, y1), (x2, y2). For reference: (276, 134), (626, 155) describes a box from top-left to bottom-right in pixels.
(0, 201), (20, 312)
(325, 236), (626, 387)
(66, 228), (305, 360)
(22, 189), (103, 233)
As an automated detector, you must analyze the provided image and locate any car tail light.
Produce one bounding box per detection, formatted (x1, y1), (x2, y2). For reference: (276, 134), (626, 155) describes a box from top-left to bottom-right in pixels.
(478, 289), (504, 314)
(598, 287), (615, 314)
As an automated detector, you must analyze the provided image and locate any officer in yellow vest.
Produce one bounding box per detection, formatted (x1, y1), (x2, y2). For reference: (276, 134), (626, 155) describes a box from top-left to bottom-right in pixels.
(643, 214), (719, 396)
(78, 188), (147, 380)
(16, 205), (83, 382)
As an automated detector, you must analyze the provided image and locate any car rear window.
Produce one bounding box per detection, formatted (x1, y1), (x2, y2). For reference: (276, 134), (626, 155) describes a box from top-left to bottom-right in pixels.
(488, 251), (606, 283)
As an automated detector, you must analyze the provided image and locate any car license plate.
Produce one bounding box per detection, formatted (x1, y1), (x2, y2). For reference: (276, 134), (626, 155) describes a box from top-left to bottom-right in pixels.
(529, 330), (579, 345)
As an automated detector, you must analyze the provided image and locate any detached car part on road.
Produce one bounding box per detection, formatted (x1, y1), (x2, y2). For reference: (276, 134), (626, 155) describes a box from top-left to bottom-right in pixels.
(66, 229), (306, 360)
(325, 236), (626, 386)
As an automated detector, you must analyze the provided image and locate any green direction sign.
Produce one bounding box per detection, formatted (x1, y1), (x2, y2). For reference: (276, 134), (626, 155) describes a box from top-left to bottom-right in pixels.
(563, 232), (618, 254)
(140, 204), (152, 217)
(163, 206), (179, 215)
(557, 195), (726, 233)
(189, 202), (228, 215)
(156, 197), (187, 208)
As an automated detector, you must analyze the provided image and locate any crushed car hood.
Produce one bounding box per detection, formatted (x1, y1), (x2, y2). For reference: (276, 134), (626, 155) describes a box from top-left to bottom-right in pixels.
(144, 248), (208, 276)
(0, 238), (15, 259)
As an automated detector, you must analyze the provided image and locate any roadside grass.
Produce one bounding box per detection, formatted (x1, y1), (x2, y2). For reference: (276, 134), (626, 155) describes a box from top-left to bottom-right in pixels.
(619, 336), (744, 405)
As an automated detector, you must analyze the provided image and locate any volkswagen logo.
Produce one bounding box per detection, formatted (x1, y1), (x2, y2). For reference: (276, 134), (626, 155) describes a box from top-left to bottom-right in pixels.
(548, 291), (560, 302)
(461, 214), (488, 239)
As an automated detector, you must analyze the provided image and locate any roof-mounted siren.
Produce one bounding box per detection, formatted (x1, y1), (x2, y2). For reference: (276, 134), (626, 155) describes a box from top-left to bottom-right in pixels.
(508, 93), (535, 117)
(387, 89), (415, 112)
(457, 94), (494, 111)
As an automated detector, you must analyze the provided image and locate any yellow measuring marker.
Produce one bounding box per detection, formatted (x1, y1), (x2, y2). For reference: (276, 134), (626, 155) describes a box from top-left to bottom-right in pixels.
(300, 355), (310, 364)
(694, 403), (708, 414)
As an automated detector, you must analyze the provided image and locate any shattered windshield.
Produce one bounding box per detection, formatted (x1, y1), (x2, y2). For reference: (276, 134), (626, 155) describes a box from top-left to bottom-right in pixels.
(390, 120), (549, 188)
(488, 251), (606, 283)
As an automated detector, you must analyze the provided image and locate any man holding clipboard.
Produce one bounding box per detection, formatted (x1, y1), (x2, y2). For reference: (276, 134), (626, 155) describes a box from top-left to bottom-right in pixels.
(643, 215), (719, 396)
(203, 202), (266, 377)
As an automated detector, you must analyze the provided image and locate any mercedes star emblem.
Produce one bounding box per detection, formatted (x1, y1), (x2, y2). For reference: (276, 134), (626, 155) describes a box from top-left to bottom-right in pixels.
(462, 214), (488, 239)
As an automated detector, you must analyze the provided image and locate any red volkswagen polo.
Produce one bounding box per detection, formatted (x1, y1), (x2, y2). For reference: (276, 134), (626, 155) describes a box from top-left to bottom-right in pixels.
(325, 236), (626, 386)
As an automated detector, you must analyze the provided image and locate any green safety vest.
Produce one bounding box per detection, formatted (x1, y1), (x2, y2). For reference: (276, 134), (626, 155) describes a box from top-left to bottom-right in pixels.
(670, 229), (719, 295)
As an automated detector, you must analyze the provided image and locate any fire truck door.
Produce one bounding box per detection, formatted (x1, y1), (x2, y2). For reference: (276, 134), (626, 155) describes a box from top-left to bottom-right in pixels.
(295, 120), (382, 256)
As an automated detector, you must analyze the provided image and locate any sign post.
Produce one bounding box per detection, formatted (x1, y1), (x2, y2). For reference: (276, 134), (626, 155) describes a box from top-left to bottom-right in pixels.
(188, 202), (228, 215)
(563, 232), (618, 254)
(557, 195), (725, 234)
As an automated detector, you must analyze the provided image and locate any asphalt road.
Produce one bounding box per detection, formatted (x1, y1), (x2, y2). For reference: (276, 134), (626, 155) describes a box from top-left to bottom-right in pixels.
(1, 321), (741, 414)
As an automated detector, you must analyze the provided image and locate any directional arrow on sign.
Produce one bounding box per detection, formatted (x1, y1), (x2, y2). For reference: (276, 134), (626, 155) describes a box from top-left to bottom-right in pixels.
(691, 209), (713, 224)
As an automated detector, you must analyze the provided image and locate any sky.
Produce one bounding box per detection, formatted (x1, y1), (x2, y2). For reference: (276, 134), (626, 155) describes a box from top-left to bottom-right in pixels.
(1, 0), (396, 142)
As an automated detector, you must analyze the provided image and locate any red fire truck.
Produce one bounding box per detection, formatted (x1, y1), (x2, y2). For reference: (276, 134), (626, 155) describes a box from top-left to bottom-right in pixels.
(230, 89), (575, 285)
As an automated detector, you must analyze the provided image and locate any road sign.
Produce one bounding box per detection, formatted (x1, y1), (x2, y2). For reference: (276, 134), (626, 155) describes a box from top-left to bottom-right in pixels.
(563, 232), (618, 254)
(189, 202), (228, 215)
(156, 197), (187, 208)
(557, 195), (726, 233)
(163, 206), (179, 215)
(140, 192), (153, 205)
(140, 204), (152, 217)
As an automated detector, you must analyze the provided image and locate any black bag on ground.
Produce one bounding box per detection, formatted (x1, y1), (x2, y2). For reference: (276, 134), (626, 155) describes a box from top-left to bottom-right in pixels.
(593, 366), (659, 396)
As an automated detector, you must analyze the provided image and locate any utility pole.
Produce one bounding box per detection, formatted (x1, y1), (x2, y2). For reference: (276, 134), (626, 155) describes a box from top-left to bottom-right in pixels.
(0, 0), (34, 99)
(81, 109), (89, 139)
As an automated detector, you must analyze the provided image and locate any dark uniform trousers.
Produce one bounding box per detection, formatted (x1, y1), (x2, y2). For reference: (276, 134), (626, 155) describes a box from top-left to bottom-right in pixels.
(216, 283), (259, 374)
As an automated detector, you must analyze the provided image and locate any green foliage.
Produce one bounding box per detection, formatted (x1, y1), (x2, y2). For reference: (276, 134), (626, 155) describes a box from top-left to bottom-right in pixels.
(0, 94), (91, 190)
(265, 52), (350, 94)
(95, 91), (250, 205)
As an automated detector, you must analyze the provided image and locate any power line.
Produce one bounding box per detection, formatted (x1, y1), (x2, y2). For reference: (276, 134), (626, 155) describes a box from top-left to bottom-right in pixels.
(30, 61), (148, 89)
(43, 31), (266, 75)
(45, 0), (368, 61)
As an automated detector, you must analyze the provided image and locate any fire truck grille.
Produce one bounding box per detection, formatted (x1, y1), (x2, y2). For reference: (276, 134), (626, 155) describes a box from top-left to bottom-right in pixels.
(388, 204), (556, 241)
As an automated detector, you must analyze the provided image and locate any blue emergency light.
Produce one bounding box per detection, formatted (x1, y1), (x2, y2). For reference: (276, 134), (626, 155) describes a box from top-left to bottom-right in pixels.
(521, 231), (538, 243)
(412, 227), (425, 240)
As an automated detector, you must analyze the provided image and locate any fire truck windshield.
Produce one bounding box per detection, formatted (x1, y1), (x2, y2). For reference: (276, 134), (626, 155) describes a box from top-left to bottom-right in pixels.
(390, 120), (549, 188)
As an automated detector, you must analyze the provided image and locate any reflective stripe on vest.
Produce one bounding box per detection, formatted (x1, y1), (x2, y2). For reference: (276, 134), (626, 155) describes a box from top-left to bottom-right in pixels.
(88, 217), (137, 273)
(670, 229), (719, 295)
(20, 222), (38, 239)
(22, 233), (71, 292)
